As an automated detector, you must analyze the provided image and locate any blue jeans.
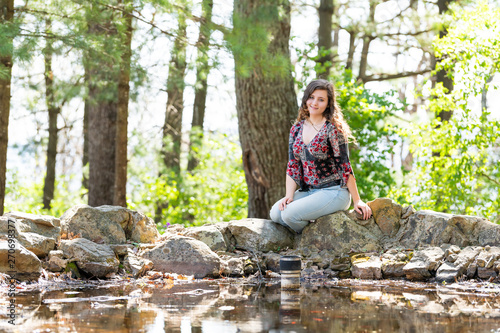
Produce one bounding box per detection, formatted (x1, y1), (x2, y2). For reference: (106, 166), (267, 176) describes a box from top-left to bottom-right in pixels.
(269, 185), (351, 234)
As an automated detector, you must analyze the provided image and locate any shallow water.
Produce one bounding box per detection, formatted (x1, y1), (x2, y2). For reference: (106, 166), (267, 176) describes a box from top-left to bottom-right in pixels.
(1, 278), (500, 332)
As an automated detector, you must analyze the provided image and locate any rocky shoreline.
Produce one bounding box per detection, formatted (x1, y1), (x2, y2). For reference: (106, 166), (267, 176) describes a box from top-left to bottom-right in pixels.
(1, 198), (500, 284)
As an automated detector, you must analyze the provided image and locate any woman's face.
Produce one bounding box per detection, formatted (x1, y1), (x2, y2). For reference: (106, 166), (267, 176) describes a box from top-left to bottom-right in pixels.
(306, 89), (328, 117)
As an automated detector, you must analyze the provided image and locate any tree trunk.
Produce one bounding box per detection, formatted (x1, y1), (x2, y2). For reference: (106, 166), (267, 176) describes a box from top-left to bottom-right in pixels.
(87, 8), (119, 207)
(233, 0), (298, 218)
(42, 19), (60, 210)
(316, 0), (334, 78)
(357, 0), (376, 82)
(346, 29), (356, 70)
(162, 15), (188, 175)
(0, 0), (14, 216)
(187, 0), (213, 172)
(113, 0), (133, 207)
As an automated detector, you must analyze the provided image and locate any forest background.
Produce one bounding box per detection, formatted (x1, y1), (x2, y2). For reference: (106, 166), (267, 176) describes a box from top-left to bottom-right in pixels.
(0, 0), (499, 231)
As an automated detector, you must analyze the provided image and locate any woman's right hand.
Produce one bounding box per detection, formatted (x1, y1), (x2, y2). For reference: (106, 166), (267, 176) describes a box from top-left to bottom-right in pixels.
(279, 195), (294, 211)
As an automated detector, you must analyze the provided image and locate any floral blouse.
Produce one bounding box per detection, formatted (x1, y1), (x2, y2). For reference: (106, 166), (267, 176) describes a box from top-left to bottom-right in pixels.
(286, 120), (354, 191)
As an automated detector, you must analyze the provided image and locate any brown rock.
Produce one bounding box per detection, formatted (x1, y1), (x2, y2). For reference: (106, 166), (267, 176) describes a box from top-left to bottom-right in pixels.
(367, 198), (402, 237)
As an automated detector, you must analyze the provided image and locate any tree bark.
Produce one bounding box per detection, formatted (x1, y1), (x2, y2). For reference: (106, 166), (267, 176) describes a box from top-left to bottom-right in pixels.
(42, 19), (60, 210)
(113, 0), (133, 207)
(316, 0), (334, 78)
(187, 0), (213, 172)
(162, 14), (188, 175)
(233, 0), (298, 218)
(0, 0), (14, 215)
(87, 6), (119, 207)
(345, 29), (356, 70)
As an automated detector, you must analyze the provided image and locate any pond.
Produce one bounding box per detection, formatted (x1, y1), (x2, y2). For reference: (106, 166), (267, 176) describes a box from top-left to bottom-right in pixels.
(1, 277), (500, 332)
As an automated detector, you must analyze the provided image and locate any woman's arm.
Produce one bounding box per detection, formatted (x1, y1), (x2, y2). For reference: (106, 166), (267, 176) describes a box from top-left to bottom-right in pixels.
(346, 174), (372, 219)
(279, 174), (298, 211)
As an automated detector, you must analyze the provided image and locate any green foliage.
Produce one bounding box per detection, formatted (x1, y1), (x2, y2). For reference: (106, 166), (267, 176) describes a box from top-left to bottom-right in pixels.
(390, 0), (500, 223)
(128, 132), (248, 230)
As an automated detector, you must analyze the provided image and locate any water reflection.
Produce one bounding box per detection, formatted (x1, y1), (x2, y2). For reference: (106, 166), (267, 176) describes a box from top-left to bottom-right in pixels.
(0, 279), (499, 332)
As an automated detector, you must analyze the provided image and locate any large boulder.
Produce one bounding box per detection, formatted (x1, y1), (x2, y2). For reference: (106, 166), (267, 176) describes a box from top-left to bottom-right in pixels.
(60, 205), (159, 244)
(142, 235), (220, 278)
(0, 240), (42, 281)
(59, 238), (120, 278)
(228, 219), (294, 252)
(1, 213), (61, 257)
(299, 211), (382, 255)
(184, 225), (227, 252)
(367, 198), (402, 237)
(351, 254), (382, 279)
(403, 247), (444, 280)
(395, 211), (499, 249)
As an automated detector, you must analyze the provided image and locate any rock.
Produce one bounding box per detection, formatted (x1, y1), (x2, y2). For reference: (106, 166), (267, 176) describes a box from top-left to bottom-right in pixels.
(0, 240), (42, 281)
(60, 205), (159, 245)
(396, 211), (475, 249)
(477, 267), (497, 279)
(299, 211), (382, 255)
(436, 246), (482, 283)
(123, 249), (153, 277)
(110, 244), (133, 257)
(124, 210), (160, 244)
(47, 250), (68, 272)
(263, 252), (281, 272)
(228, 219), (294, 252)
(59, 238), (120, 278)
(381, 251), (408, 278)
(476, 247), (500, 268)
(1, 214), (60, 258)
(142, 235), (220, 278)
(401, 205), (416, 219)
(351, 254), (382, 279)
(403, 247), (444, 281)
(184, 225), (227, 252)
(220, 255), (246, 276)
(367, 198), (402, 237)
(472, 220), (500, 246)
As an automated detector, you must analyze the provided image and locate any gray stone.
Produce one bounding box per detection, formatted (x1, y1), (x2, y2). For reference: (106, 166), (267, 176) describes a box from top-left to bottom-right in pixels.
(436, 246), (482, 282)
(0, 240), (42, 281)
(403, 247), (444, 280)
(401, 205), (416, 219)
(228, 219), (294, 252)
(263, 252), (281, 272)
(299, 211), (382, 254)
(220, 256), (246, 276)
(477, 267), (497, 279)
(123, 249), (153, 277)
(47, 250), (68, 272)
(142, 235), (220, 278)
(184, 225), (227, 252)
(351, 254), (382, 279)
(476, 247), (500, 268)
(59, 238), (120, 278)
(60, 205), (159, 245)
(381, 252), (408, 278)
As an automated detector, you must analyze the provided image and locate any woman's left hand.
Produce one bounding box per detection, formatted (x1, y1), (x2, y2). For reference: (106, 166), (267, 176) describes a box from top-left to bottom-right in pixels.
(354, 200), (372, 220)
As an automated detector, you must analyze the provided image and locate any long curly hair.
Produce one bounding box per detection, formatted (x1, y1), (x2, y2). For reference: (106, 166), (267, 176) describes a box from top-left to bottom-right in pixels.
(296, 79), (355, 143)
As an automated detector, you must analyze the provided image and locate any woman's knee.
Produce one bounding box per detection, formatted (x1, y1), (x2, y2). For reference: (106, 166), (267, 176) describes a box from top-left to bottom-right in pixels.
(281, 209), (308, 233)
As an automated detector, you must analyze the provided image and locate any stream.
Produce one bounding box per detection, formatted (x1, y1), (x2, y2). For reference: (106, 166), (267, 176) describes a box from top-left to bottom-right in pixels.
(1, 278), (500, 332)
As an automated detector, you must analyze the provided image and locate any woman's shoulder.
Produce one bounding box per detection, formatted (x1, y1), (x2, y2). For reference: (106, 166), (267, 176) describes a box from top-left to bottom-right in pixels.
(290, 120), (303, 133)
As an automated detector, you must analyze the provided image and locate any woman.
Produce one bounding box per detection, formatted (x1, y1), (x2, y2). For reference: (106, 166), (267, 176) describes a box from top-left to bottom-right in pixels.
(269, 79), (372, 233)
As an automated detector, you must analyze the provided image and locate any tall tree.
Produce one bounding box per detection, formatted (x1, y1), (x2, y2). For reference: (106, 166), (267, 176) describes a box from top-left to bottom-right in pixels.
(113, 0), (133, 207)
(42, 19), (61, 210)
(231, 0), (298, 218)
(86, 3), (119, 207)
(187, 0), (213, 172)
(316, 0), (334, 78)
(0, 0), (14, 215)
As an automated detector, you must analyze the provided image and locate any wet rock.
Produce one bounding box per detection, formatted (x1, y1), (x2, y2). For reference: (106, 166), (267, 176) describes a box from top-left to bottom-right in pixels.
(220, 255), (246, 276)
(142, 235), (220, 278)
(367, 198), (402, 237)
(351, 254), (382, 279)
(436, 246), (482, 282)
(184, 225), (227, 252)
(59, 238), (120, 278)
(60, 205), (159, 245)
(263, 252), (281, 272)
(228, 219), (294, 252)
(46, 250), (68, 272)
(396, 211), (476, 249)
(0, 240), (42, 281)
(123, 249), (153, 278)
(403, 247), (444, 281)
(299, 211), (382, 255)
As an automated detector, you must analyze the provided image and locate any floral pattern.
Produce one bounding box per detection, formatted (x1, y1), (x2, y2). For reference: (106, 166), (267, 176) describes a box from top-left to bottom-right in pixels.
(286, 120), (354, 191)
